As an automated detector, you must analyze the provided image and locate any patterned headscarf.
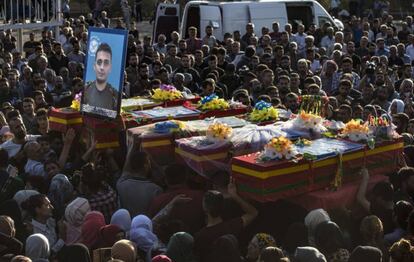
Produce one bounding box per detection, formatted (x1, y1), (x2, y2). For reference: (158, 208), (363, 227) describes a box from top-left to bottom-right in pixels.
(254, 233), (277, 250)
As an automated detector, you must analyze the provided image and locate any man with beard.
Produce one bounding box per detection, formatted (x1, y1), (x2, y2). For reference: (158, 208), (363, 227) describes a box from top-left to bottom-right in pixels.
(284, 92), (299, 114)
(0, 78), (19, 106)
(48, 42), (69, 74)
(394, 167), (414, 205)
(174, 54), (201, 86)
(131, 63), (151, 96)
(125, 53), (140, 93)
(371, 85), (391, 110)
(0, 111), (39, 158)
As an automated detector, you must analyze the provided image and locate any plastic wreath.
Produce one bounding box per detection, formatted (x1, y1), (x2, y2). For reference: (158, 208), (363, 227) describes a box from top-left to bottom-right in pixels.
(249, 100), (278, 122)
(154, 120), (186, 134)
(70, 93), (82, 111)
(259, 136), (298, 161)
(293, 110), (324, 129)
(198, 94), (229, 111)
(341, 119), (372, 142)
(206, 122), (233, 142)
(152, 84), (183, 101)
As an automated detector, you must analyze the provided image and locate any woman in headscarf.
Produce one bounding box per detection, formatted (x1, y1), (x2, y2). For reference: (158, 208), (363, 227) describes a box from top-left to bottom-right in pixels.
(348, 245), (382, 262)
(129, 215), (158, 262)
(25, 233), (50, 261)
(211, 234), (243, 262)
(81, 211), (106, 250)
(166, 232), (195, 262)
(111, 239), (139, 262)
(304, 208), (330, 246)
(389, 99), (405, 116)
(99, 224), (124, 248)
(360, 215), (388, 259)
(392, 113), (410, 135)
(110, 209), (131, 234)
(0, 199), (26, 241)
(48, 174), (74, 219)
(314, 221), (349, 262)
(246, 233), (277, 262)
(282, 222), (309, 258)
(64, 197), (90, 245)
(57, 243), (91, 262)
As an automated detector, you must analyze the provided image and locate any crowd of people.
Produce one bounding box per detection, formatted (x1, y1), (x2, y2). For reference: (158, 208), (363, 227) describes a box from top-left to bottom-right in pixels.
(1, 1), (414, 261)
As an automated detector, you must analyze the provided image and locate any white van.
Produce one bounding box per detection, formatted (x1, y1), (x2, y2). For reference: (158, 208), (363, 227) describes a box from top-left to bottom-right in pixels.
(153, 0), (343, 42)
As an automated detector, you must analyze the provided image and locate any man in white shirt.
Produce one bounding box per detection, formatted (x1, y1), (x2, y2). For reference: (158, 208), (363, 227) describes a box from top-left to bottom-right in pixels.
(293, 24), (307, 55)
(24, 141), (47, 178)
(0, 112), (39, 158)
(320, 27), (335, 53)
(406, 35), (414, 62)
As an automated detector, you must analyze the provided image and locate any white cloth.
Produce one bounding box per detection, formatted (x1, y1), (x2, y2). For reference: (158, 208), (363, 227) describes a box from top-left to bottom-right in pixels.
(406, 44), (414, 61)
(0, 135), (39, 158)
(25, 159), (47, 178)
(25, 233), (50, 260)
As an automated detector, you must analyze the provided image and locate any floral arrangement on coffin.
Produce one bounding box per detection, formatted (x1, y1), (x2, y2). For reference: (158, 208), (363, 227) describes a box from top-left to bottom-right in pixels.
(292, 110), (326, 133)
(70, 93), (82, 111)
(249, 100), (278, 122)
(206, 122), (233, 143)
(368, 115), (396, 140)
(259, 136), (298, 161)
(198, 94), (229, 111)
(154, 120), (186, 134)
(341, 119), (372, 142)
(152, 84), (183, 101)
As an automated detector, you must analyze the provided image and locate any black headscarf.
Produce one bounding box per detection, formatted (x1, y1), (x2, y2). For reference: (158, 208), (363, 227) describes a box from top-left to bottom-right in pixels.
(0, 199), (26, 242)
(57, 244), (91, 262)
(314, 221), (346, 256)
(211, 234), (242, 262)
(348, 246), (382, 262)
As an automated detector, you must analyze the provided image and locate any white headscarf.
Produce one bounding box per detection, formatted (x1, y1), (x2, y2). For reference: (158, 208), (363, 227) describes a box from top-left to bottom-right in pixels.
(64, 197), (91, 244)
(304, 208), (330, 246)
(388, 99), (405, 115)
(25, 233), (50, 260)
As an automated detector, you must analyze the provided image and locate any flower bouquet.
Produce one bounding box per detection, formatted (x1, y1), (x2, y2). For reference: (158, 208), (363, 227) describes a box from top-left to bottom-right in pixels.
(154, 120), (186, 134)
(70, 93), (82, 111)
(249, 100), (278, 122)
(341, 119), (372, 142)
(198, 94), (229, 111)
(258, 136), (298, 161)
(152, 84), (183, 101)
(206, 122), (233, 143)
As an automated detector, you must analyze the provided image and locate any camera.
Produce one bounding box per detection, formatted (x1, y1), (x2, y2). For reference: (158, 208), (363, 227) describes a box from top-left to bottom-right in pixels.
(365, 62), (376, 75)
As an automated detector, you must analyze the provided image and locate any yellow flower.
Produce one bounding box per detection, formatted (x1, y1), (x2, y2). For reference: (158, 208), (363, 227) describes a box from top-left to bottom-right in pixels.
(249, 107), (278, 122)
(152, 88), (183, 101)
(70, 100), (80, 111)
(342, 119), (370, 135)
(206, 122), (233, 141)
(198, 97), (229, 111)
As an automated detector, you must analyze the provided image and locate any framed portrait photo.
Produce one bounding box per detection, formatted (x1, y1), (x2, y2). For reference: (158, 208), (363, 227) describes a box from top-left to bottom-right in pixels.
(81, 27), (128, 119)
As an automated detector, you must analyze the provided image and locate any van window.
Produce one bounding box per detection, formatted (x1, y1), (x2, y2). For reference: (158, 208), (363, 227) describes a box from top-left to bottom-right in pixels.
(155, 15), (180, 42)
(185, 6), (201, 38)
(286, 5), (313, 32)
